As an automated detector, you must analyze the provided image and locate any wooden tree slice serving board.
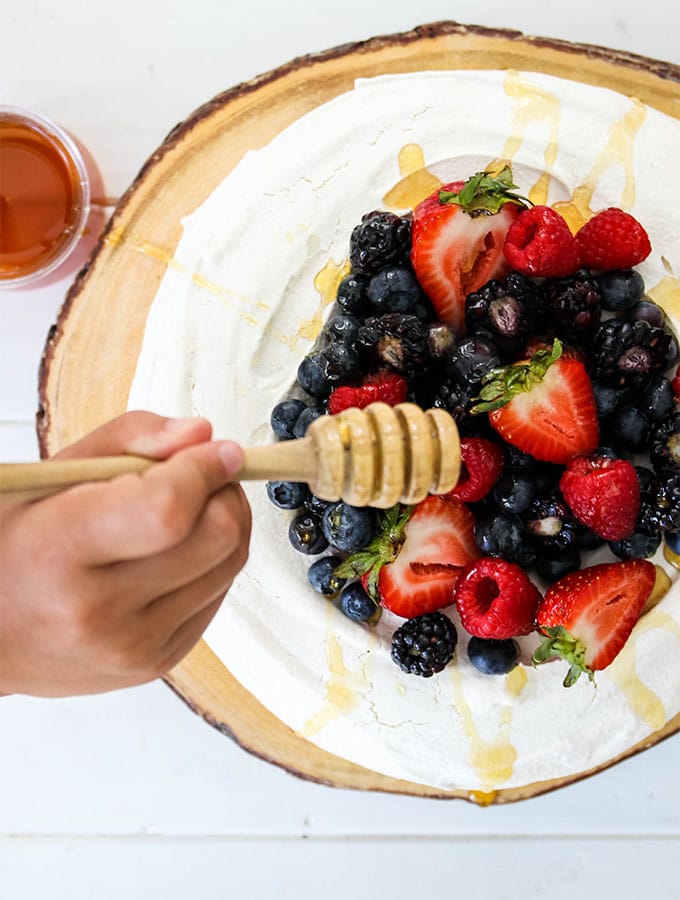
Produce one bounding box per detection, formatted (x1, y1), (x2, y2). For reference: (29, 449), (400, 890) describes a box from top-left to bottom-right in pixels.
(39, 21), (680, 802)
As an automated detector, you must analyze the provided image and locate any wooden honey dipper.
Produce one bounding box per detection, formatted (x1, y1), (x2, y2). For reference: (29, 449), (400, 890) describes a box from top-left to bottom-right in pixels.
(0, 403), (461, 508)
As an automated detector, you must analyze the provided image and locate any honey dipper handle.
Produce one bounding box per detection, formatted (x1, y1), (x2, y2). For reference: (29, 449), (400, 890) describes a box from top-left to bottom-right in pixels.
(0, 438), (319, 503)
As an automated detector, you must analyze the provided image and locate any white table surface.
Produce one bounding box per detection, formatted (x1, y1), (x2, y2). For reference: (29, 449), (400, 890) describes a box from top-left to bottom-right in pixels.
(1, 2), (679, 897)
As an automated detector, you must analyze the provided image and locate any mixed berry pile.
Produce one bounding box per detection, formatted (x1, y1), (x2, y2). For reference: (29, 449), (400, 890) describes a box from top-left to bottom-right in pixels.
(267, 166), (680, 688)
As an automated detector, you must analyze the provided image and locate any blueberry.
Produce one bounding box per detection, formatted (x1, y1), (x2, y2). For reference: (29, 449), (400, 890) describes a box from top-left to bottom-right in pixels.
(627, 299), (666, 328)
(606, 405), (650, 453)
(293, 406), (324, 439)
(297, 353), (331, 399)
(467, 637), (520, 675)
(574, 525), (604, 551)
(270, 399), (307, 440)
(447, 335), (502, 390)
(666, 531), (680, 555)
(525, 496), (577, 555)
(474, 511), (525, 561)
(288, 512), (328, 555)
(534, 549), (581, 582)
(304, 493), (334, 517)
(322, 502), (376, 553)
(596, 269), (644, 311)
(493, 470), (535, 515)
(367, 266), (423, 314)
(591, 382), (620, 420)
(266, 481), (310, 510)
(609, 531), (661, 560)
(336, 272), (371, 317)
(307, 556), (346, 596)
(339, 582), (378, 622)
(640, 376), (674, 422)
(324, 314), (360, 346)
(317, 343), (360, 385)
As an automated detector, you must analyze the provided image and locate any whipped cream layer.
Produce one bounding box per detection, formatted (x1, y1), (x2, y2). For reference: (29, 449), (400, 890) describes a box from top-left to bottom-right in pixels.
(128, 70), (680, 792)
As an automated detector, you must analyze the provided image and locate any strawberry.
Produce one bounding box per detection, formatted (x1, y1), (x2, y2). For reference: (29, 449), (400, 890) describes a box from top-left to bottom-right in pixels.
(472, 339), (599, 464)
(327, 371), (407, 414)
(575, 208), (651, 270)
(445, 437), (504, 503)
(560, 455), (640, 541)
(336, 496), (479, 619)
(533, 560), (656, 686)
(672, 365), (680, 405)
(503, 205), (581, 277)
(454, 557), (542, 639)
(410, 165), (527, 332)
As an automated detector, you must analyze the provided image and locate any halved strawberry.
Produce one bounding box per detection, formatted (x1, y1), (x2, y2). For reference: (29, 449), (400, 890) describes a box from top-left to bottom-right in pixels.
(336, 496), (480, 619)
(472, 339), (599, 464)
(533, 560), (656, 686)
(411, 166), (528, 332)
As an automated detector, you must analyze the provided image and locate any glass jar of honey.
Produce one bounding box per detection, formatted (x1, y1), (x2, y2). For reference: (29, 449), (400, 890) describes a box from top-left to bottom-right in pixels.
(0, 106), (90, 288)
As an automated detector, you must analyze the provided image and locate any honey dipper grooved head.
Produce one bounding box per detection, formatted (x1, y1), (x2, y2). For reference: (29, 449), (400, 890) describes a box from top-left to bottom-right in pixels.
(305, 402), (461, 508)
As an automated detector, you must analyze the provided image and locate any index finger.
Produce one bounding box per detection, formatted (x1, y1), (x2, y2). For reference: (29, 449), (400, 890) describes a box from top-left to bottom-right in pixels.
(49, 440), (244, 565)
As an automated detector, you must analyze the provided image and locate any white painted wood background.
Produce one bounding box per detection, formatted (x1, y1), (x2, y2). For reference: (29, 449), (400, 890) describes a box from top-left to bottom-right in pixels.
(1, 2), (679, 897)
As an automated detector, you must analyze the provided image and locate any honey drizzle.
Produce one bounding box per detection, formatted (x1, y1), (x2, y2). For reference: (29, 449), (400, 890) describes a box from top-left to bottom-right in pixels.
(277, 257), (350, 351)
(647, 276), (680, 321)
(300, 627), (363, 738)
(450, 667), (517, 792)
(504, 665), (528, 697)
(382, 143), (442, 210)
(607, 608), (680, 731)
(102, 226), (269, 323)
(502, 70), (561, 206)
(553, 98), (647, 232)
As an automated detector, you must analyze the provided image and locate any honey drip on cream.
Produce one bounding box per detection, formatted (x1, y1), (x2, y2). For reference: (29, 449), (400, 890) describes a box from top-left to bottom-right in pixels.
(502, 70), (561, 206)
(278, 257), (350, 351)
(382, 143), (443, 210)
(606, 608), (680, 732)
(451, 667), (517, 791)
(553, 99), (647, 232)
(300, 628), (363, 738)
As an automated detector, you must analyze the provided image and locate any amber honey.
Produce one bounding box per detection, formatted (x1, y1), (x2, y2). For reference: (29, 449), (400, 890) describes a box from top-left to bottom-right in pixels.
(0, 108), (89, 285)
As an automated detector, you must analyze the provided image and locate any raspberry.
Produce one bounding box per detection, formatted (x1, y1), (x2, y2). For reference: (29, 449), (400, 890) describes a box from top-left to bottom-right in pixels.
(672, 366), (680, 405)
(503, 206), (580, 277)
(454, 557), (541, 639)
(576, 208), (651, 270)
(327, 371), (407, 414)
(446, 437), (504, 503)
(559, 455), (640, 541)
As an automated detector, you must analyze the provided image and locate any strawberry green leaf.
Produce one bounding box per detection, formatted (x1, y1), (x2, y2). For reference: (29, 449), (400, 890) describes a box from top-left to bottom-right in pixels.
(439, 165), (530, 215)
(334, 504), (412, 601)
(532, 625), (595, 688)
(471, 338), (563, 415)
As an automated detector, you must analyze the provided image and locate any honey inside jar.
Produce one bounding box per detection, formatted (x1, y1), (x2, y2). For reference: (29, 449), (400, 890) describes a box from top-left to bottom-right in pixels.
(0, 110), (88, 284)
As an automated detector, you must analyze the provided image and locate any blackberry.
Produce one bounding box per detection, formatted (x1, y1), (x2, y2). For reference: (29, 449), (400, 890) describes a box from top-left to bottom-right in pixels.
(644, 469), (680, 533)
(465, 273), (545, 352)
(425, 322), (457, 362)
(430, 379), (474, 426)
(649, 412), (680, 472)
(524, 495), (578, 556)
(545, 269), (601, 345)
(357, 313), (429, 374)
(590, 319), (673, 392)
(349, 211), (411, 274)
(391, 612), (458, 677)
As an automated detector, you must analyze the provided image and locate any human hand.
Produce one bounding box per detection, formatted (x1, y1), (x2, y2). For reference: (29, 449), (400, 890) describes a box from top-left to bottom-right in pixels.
(0, 412), (251, 697)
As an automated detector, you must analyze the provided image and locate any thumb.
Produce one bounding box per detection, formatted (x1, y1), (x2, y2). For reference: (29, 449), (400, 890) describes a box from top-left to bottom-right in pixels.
(54, 411), (214, 461)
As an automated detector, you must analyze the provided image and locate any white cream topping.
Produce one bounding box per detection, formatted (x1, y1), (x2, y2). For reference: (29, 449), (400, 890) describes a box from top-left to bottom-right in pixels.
(128, 70), (680, 792)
